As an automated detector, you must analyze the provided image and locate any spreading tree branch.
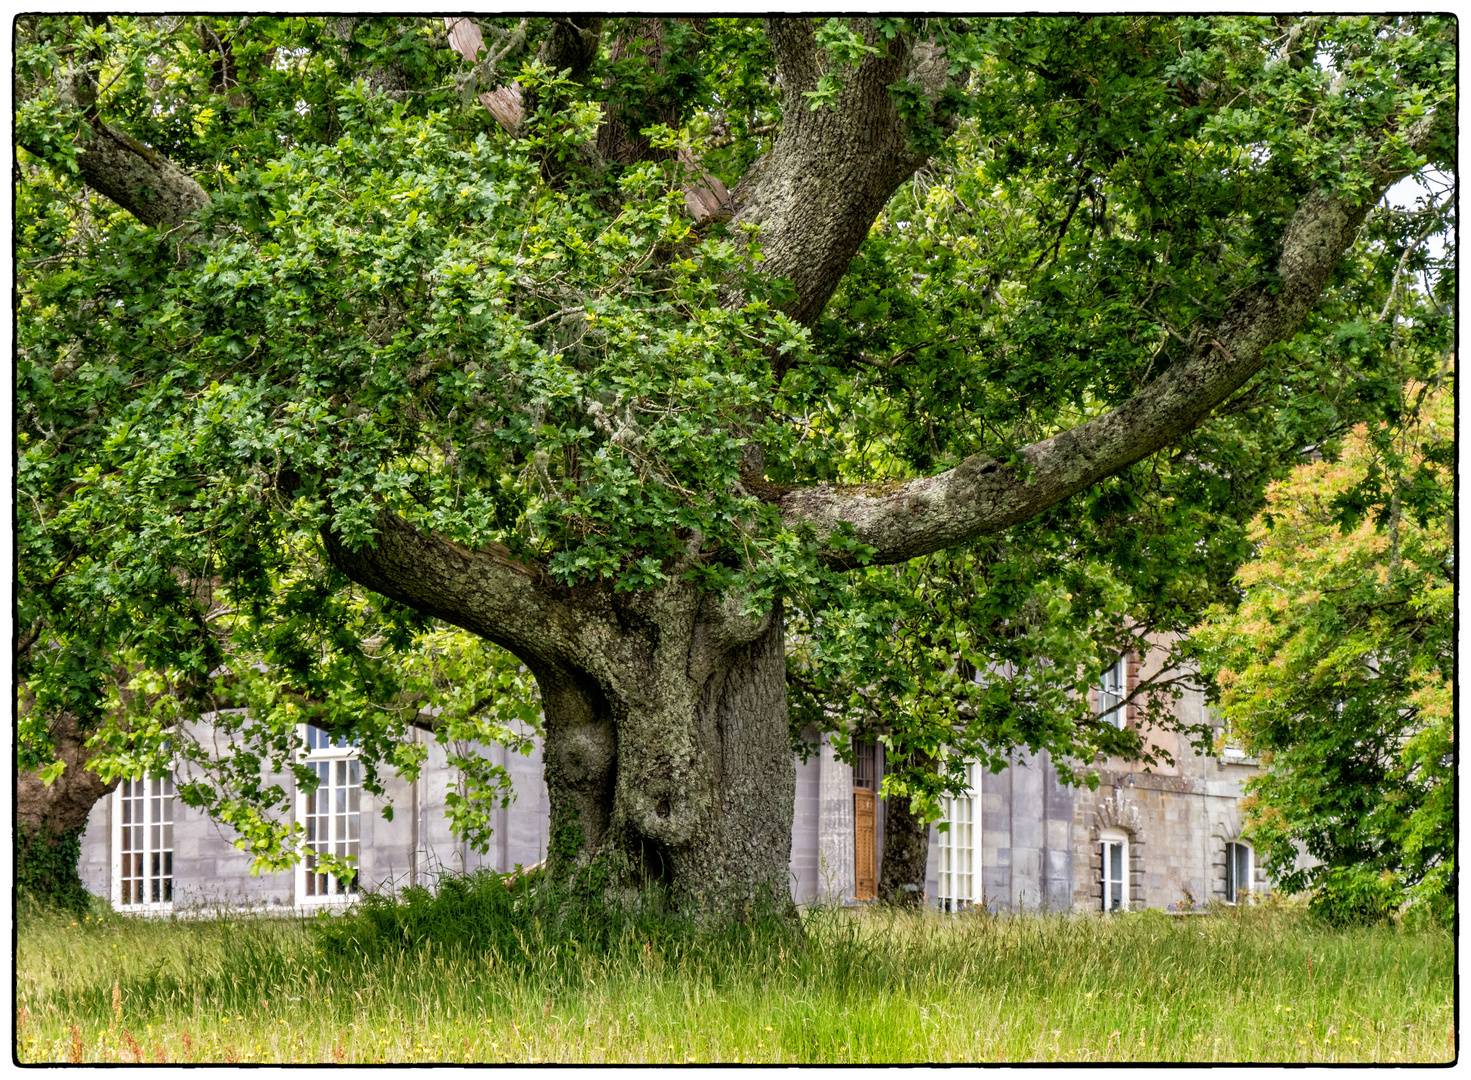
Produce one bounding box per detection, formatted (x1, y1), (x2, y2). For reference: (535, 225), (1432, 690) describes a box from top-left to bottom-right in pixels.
(777, 113), (1448, 568)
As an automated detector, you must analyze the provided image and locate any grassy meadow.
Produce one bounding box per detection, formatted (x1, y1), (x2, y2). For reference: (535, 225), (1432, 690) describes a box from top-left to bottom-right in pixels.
(14, 876), (1454, 1064)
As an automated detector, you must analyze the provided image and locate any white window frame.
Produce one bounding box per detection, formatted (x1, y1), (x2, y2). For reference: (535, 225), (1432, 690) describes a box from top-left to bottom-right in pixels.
(1098, 656), (1127, 728)
(1100, 827), (1129, 912)
(112, 773), (176, 912)
(295, 725), (362, 906)
(1225, 840), (1253, 904)
(936, 760), (981, 913)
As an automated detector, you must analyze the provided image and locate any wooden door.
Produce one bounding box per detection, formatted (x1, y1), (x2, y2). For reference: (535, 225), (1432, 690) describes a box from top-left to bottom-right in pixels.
(853, 789), (877, 901)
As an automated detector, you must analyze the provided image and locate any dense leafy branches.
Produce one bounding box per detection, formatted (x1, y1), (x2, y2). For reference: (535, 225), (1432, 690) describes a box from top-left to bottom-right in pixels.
(1192, 378), (1454, 923)
(13, 15), (1456, 883)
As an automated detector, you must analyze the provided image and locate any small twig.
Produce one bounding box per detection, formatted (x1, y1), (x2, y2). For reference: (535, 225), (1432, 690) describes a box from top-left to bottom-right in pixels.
(704, 122), (778, 150)
(522, 305), (585, 331)
(1374, 189), (1452, 324)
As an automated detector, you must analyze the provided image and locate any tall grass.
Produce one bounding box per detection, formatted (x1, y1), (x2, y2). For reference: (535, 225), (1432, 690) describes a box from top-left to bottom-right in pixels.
(14, 877), (1454, 1064)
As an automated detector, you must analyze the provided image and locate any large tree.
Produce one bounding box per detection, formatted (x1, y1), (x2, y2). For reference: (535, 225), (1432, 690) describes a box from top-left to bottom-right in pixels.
(16, 16), (1454, 904)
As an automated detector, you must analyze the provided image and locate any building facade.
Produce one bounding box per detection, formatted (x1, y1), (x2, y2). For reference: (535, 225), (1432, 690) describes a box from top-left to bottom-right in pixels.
(76, 651), (1265, 915)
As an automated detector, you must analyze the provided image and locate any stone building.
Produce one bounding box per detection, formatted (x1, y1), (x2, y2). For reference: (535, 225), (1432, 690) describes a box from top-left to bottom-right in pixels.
(76, 646), (1266, 915)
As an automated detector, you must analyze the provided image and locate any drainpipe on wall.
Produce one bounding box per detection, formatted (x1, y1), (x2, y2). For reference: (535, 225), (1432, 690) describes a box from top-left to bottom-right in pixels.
(1199, 693), (1211, 906)
(409, 726), (420, 889)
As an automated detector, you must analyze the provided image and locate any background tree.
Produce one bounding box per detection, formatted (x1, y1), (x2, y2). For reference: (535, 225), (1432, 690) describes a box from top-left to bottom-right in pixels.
(16, 16), (1454, 906)
(1192, 371), (1454, 925)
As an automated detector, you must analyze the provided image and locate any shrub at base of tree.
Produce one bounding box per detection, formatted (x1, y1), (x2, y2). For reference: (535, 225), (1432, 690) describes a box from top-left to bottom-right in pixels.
(16, 825), (92, 915)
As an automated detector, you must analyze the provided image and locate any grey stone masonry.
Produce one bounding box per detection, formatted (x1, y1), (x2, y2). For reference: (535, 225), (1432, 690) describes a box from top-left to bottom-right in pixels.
(76, 645), (1259, 916)
(78, 718), (548, 913)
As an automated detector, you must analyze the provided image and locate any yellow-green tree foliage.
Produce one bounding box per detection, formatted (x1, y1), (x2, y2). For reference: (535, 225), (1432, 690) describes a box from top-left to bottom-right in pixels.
(1194, 377), (1453, 923)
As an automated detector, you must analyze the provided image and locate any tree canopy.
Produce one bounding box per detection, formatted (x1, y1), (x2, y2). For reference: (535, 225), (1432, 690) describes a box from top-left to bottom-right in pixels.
(1193, 375), (1454, 924)
(15, 15), (1455, 899)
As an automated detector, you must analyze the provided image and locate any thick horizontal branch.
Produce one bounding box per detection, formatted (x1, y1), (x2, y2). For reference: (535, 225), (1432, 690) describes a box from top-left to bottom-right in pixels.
(780, 114), (1444, 568)
(72, 122), (211, 230)
(321, 508), (579, 671)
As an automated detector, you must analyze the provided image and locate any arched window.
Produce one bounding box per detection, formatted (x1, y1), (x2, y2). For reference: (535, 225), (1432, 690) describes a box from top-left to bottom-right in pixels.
(1100, 827), (1129, 912)
(1225, 840), (1253, 904)
(936, 760), (981, 912)
(296, 725), (361, 904)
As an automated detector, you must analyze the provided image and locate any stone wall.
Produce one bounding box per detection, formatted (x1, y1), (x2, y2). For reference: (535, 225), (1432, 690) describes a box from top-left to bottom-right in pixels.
(77, 718), (548, 912)
(1070, 678), (1263, 912)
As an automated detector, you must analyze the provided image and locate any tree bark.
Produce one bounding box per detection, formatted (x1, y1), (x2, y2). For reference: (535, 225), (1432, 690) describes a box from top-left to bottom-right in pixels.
(536, 592), (794, 904)
(732, 19), (954, 332)
(16, 712), (118, 910)
(877, 788), (930, 908)
(323, 506), (793, 903)
(23, 63), (211, 233)
(776, 117), (1446, 566)
(16, 713), (118, 843)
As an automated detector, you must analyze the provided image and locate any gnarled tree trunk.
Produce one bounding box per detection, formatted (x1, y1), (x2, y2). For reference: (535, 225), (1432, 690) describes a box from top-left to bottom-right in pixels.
(538, 595), (792, 902)
(324, 514), (797, 905)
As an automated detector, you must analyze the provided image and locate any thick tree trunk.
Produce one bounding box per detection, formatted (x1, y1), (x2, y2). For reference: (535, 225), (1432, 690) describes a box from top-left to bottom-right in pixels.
(16, 713), (116, 911)
(537, 593), (794, 906)
(877, 782), (931, 908)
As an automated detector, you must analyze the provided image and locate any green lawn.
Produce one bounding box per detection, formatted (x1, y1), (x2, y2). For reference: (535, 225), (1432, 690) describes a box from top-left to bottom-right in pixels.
(15, 892), (1453, 1064)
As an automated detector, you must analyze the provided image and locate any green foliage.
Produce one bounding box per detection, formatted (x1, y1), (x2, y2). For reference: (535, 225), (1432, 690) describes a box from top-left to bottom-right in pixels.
(15, 826), (92, 914)
(783, 16), (1454, 815)
(313, 865), (798, 972)
(13, 16), (1457, 875)
(1192, 378), (1454, 925)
